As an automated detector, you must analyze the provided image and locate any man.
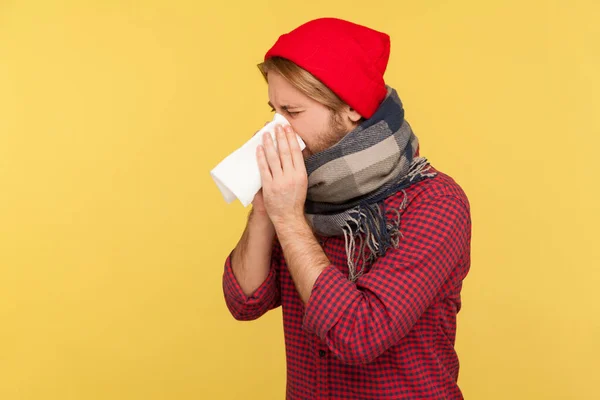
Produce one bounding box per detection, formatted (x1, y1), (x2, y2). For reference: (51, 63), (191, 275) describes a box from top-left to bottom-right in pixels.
(222, 17), (471, 399)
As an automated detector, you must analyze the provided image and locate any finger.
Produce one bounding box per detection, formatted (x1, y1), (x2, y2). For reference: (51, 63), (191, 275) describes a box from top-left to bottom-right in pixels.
(262, 131), (282, 178)
(285, 125), (306, 172)
(276, 125), (294, 173)
(256, 146), (273, 185)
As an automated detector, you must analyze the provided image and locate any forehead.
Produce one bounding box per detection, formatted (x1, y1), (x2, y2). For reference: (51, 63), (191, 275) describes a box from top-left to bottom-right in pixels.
(267, 71), (308, 106)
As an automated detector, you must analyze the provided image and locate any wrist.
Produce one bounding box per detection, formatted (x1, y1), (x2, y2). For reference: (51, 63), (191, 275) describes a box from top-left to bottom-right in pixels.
(249, 208), (275, 231)
(273, 213), (309, 237)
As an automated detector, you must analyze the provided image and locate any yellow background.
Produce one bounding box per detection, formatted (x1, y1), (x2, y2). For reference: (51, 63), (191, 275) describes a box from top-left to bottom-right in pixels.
(1, 1), (598, 399)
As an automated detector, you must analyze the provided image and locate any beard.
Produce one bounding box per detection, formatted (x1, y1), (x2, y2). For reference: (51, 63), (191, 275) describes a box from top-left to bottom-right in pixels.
(302, 112), (350, 158)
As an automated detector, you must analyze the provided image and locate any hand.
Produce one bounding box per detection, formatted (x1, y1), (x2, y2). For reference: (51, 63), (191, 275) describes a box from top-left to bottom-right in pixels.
(257, 124), (308, 227)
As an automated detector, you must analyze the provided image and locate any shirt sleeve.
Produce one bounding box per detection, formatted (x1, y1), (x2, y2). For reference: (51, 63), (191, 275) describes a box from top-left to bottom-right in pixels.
(222, 240), (282, 321)
(302, 194), (470, 365)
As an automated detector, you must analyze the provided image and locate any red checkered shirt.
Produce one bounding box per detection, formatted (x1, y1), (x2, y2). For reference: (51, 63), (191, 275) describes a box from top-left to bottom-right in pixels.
(223, 167), (471, 399)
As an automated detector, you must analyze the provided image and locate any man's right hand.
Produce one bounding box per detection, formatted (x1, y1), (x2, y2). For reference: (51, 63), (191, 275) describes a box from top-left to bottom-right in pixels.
(228, 121), (277, 297)
(250, 122), (273, 220)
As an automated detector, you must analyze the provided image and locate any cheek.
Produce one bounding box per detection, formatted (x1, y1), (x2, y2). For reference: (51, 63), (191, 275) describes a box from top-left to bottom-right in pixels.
(289, 119), (314, 144)
(289, 113), (326, 145)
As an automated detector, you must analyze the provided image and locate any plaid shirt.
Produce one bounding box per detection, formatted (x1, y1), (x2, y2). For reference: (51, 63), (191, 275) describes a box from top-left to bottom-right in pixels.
(223, 168), (471, 399)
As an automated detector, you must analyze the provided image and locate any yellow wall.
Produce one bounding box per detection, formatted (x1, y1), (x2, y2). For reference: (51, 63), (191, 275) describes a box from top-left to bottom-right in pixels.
(1, 1), (598, 399)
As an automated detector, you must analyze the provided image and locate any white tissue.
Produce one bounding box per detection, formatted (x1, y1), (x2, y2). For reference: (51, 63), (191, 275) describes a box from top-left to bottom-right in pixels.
(210, 113), (306, 207)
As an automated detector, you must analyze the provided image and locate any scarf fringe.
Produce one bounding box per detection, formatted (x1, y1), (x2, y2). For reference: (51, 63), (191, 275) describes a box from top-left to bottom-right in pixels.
(343, 158), (436, 282)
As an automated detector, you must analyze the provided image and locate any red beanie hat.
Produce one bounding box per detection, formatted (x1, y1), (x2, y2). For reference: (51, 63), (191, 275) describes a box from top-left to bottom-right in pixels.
(264, 18), (390, 119)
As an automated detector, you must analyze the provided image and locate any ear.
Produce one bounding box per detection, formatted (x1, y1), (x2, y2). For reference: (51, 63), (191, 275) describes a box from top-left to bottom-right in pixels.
(345, 107), (363, 123)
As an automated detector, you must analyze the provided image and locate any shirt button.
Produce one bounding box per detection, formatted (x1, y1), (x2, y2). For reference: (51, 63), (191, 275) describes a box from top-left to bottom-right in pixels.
(318, 350), (326, 358)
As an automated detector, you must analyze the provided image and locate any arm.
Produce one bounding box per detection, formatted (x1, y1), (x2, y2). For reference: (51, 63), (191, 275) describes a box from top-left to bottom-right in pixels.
(300, 195), (470, 365)
(222, 205), (282, 321)
(232, 206), (276, 296)
(273, 215), (329, 303)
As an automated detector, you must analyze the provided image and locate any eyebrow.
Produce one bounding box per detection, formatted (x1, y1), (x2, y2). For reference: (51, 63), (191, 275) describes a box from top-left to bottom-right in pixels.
(268, 101), (301, 111)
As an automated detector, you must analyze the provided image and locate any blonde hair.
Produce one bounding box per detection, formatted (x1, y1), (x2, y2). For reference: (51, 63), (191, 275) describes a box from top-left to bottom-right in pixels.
(258, 57), (348, 114)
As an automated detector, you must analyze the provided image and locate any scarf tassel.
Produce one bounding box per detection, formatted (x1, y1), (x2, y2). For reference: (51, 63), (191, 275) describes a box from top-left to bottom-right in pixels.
(343, 190), (408, 282)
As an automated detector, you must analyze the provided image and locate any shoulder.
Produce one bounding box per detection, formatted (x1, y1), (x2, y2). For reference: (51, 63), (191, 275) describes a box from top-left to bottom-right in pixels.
(385, 165), (470, 213)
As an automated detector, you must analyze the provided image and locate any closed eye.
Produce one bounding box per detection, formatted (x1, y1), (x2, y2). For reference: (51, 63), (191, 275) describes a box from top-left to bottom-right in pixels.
(271, 107), (301, 117)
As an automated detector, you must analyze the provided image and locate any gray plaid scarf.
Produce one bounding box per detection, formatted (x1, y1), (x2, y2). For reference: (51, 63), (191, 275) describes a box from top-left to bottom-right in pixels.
(304, 87), (437, 281)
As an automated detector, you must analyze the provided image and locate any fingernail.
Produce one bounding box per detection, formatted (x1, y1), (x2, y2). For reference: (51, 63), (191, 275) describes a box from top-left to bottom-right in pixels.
(284, 125), (292, 133)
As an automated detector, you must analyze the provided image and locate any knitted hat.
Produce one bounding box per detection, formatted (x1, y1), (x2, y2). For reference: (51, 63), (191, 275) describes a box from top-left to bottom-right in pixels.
(264, 17), (390, 119)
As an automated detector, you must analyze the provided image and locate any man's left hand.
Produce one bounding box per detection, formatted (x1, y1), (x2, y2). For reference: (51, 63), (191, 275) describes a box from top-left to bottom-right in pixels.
(256, 124), (308, 228)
